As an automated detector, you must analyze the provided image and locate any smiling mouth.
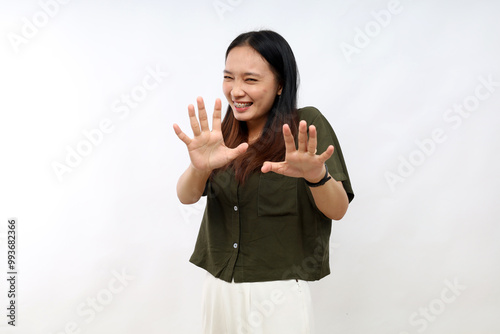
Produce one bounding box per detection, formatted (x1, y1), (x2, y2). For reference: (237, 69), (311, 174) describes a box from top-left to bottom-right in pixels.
(234, 102), (253, 108)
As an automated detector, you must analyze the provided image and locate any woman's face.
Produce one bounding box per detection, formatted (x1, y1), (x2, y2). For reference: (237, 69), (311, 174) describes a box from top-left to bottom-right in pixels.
(223, 45), (282, 133)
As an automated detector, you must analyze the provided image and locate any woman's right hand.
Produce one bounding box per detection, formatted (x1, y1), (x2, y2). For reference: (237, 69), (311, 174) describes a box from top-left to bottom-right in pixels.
(173, 97), (248, 173)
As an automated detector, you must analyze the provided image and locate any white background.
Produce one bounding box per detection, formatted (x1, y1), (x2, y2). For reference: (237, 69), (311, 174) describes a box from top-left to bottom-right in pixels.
(1, 0), (499, 333)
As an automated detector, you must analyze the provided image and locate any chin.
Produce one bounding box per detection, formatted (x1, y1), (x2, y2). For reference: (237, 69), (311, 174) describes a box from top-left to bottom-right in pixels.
(231, 109), (249, 121)
(232, 114), (249, 122)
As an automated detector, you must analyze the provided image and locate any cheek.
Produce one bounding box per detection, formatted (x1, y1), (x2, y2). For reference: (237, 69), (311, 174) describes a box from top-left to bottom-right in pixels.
(261, 87), (274, 98)
(261, 89), (275, 103)
(222, 83), (231, 98)
(246, 87), (263, 101)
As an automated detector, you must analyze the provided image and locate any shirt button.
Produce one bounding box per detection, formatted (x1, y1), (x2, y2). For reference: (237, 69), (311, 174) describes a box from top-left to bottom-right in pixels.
(234, 206), (238, 211)
(233, 243), (238, 249)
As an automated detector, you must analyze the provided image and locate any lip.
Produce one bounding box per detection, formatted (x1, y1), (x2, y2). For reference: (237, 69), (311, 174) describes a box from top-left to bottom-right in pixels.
(233, 101), (253, 112)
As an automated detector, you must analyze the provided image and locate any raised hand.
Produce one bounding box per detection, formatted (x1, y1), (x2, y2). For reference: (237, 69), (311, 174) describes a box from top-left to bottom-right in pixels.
(261, 120), (334, 183)
(173, 97), (248, 173)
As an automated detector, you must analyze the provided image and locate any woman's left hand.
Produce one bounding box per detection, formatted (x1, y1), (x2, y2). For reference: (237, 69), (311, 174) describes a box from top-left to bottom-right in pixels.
(261, 120), (334, 183)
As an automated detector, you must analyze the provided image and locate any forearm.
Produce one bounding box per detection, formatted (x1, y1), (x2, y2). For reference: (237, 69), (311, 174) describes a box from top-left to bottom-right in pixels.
(309, 178), (349, 220)
(176, 164), (211, 204)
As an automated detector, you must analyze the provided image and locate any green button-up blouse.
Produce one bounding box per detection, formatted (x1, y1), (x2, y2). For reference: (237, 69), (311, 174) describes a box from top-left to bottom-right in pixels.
(189, 106), (354, 283)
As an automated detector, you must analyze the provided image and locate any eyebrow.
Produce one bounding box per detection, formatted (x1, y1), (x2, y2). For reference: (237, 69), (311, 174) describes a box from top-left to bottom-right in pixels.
(223, 70), (262, 77)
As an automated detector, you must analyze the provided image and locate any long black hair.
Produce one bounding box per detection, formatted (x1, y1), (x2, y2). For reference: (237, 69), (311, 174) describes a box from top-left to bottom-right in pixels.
(220, 30), (300, 183)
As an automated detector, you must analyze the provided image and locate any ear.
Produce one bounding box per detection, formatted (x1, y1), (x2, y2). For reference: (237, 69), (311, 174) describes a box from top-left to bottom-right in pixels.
(277, 85), (283, 96)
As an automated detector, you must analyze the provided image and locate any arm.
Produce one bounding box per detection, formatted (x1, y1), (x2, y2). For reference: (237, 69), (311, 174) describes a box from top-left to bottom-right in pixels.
(308, 177), (349, 221)
(176, 164), (211, 205)
(261, 121), (349, 220)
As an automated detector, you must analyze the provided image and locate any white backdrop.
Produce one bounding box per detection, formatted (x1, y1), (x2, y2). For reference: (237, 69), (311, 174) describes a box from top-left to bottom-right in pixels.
(1, 0), (499, 333)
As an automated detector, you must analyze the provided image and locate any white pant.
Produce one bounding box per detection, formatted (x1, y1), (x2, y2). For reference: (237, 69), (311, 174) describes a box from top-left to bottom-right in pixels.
(202, 273), (315, 334)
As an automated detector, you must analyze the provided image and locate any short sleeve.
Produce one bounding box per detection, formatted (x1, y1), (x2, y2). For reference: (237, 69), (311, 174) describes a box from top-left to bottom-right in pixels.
(300, 107), (354, 203)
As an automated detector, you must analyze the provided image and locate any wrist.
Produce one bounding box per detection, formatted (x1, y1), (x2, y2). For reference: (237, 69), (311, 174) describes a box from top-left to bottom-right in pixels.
(305, 164), (332, 187)
(305, 164), (326, 183)
(189, 164), (212, 179)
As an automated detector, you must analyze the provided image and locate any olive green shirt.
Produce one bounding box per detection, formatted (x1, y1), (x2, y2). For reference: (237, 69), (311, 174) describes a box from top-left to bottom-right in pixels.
(189, 107), (354, 283)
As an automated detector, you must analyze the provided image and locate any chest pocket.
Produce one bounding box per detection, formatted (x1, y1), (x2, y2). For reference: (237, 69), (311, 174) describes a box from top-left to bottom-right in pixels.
(258, 173), (298, 217)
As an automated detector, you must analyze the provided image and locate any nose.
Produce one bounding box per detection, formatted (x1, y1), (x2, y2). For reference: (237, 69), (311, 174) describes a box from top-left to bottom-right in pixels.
(231, 80), (245, 99)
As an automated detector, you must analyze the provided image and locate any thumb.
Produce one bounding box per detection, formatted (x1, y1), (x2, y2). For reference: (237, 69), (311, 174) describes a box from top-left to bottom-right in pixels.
(226, 142), (248, 160)
(261, 161), (286, 174)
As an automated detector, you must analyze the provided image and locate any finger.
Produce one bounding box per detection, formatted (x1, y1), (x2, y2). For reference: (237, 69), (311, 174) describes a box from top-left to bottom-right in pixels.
(282, 124), (296, 154)
(173, 123), (192, 146)
(188, 104), (201, 136)
(224, 143), (248, 166)
(261, 161), (286, 174)
(196, 97), (210, 132)
(307, 125), (317, 156)
(227, 142), (249, 160)
(297, 120), (307, 152)
(318, 145), (335, 163)
(212, 98), (222, 132)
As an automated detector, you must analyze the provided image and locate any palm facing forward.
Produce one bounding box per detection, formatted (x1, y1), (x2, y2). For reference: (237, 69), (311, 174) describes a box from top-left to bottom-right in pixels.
(173, 97), (248, 173)
(261, 120), (334, 183)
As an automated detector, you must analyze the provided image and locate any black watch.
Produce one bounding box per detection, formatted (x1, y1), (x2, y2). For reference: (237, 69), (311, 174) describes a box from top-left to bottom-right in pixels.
(305, 163), (332, 187)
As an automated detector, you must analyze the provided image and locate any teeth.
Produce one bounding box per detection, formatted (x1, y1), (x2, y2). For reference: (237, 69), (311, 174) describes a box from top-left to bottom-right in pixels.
(234, 102), (252, 108)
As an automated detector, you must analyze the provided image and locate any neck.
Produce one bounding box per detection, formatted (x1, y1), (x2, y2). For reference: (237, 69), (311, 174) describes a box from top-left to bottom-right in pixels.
(247, 121), (266, 144)
(248, 129), (262, 144)
(244, 113), (269, 143)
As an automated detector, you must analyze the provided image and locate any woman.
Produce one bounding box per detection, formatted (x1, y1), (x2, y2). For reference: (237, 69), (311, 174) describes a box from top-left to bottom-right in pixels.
(174, 30), (354, 334)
